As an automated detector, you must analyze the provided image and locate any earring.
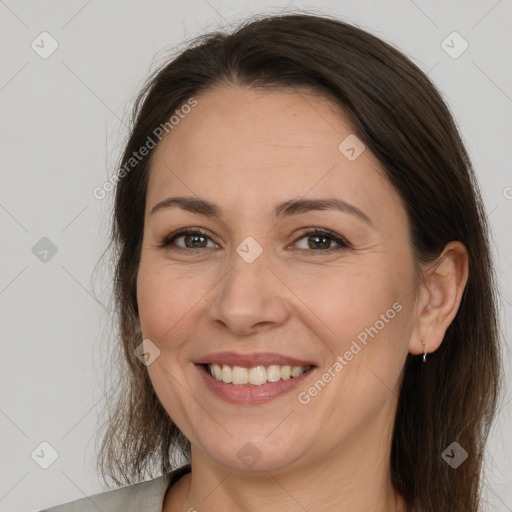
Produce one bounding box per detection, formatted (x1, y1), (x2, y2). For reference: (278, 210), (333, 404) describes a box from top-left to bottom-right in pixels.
(420, 336), (427, 363)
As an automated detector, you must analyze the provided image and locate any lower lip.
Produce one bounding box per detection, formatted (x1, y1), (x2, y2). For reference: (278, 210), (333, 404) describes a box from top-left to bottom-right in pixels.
(196, 364), (316, 405)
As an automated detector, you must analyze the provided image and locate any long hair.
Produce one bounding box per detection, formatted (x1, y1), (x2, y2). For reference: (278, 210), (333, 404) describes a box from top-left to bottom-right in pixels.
(96, 13), (502, 512)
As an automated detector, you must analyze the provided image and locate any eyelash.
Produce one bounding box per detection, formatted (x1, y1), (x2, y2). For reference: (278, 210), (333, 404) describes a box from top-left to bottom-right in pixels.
(159, 227), (351, 254)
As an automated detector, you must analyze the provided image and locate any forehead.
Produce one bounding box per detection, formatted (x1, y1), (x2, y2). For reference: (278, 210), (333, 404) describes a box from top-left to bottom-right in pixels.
(146, 85), (402, 224)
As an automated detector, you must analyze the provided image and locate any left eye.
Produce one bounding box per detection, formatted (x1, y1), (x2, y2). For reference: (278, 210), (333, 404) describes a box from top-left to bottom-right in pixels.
(293, 229), (349, 251)
(160, 228), (350, 252)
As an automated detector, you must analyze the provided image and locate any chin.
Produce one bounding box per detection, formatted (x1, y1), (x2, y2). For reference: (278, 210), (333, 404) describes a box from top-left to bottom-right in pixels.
(188, 423), (319, 475)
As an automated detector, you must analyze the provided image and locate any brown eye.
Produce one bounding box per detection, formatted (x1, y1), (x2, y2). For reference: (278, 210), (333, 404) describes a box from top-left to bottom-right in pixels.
(181, 233), (208, 248)
(161, 228), (218, 250)
(293, 229), (350, 252)
(307, 234), (332, 250)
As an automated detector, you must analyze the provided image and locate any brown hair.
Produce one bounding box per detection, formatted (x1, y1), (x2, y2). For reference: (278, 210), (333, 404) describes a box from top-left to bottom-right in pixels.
(96, 13), (502, 512)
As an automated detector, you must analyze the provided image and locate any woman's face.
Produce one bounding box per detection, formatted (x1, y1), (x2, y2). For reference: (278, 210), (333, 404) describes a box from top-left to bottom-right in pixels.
(137, 85), (420, 473)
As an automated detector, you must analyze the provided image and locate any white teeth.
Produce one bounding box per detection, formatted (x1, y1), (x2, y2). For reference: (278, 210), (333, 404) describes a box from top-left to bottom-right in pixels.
(212, 364), (222, 380)
(207, 363), (311, 385)
(248, 366), (267, 385)
(267, 365), (281, 382)
(290, 366), (304, 378)
(232, 366), (248, 385)
(221, 365), (232, 383)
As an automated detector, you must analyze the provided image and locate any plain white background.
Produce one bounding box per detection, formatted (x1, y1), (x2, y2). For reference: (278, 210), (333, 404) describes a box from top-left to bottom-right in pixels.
(0, 1), (511, 511)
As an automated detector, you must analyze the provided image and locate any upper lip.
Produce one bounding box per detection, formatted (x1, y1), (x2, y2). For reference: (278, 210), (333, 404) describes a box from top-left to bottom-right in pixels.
(195, 351), (316, 368)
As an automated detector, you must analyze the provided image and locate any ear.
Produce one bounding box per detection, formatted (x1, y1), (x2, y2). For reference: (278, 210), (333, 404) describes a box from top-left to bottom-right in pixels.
(409, 241), (469, 356)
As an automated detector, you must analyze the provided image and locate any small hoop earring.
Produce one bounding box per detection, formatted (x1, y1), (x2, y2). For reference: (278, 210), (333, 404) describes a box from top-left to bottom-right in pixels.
(420, 336), (427, 363)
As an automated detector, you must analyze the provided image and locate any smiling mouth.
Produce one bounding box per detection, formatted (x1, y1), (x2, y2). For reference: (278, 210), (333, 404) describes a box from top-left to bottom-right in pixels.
(204, 363), (315, 386)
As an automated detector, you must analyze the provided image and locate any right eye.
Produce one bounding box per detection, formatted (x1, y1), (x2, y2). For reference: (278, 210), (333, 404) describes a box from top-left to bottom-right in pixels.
(160, 228), (219, 251)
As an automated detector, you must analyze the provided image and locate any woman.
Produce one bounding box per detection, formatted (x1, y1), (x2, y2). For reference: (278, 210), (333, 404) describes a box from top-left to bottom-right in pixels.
(41, 12), (501, 512)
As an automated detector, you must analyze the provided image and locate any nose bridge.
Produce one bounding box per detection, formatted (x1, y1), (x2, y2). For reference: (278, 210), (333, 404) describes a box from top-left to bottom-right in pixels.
(208, 235), (288, 333)
(221, 236), (270, 306)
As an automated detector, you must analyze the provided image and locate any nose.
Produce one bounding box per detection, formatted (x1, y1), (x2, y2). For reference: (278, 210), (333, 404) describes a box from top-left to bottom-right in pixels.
(206, 248), (290, 336)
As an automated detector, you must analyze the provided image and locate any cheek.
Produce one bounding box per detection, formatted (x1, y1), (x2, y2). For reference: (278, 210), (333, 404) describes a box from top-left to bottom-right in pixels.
(292, 262), (401, 343)
(136, 263), (195, 342)
(136, 260), (221, 364)
(137, 267), (170, 333)
(136, 264), (204, 437)
(294, 268), (408, 440)
(290, 259), (409, 396)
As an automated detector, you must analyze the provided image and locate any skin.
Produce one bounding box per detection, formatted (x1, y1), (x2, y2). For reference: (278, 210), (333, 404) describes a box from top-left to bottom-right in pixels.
(136, 85), (469, 512)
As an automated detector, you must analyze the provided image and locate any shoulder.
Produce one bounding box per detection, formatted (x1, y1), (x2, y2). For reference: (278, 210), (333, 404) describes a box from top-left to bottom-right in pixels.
(38, 464), (191, 512)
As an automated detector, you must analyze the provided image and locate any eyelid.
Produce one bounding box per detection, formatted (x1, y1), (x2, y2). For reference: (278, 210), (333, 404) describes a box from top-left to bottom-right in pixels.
(160, 227), (351, 252)
(160, 227), (217, 249)
(289, 227), (351, 251)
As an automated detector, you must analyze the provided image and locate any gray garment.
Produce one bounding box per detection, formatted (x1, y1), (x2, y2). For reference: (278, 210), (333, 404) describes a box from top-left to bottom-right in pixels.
(39, 464), (191, 512)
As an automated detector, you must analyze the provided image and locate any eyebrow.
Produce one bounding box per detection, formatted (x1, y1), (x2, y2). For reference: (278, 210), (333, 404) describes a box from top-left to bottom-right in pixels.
(150, 196), (373, 226)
